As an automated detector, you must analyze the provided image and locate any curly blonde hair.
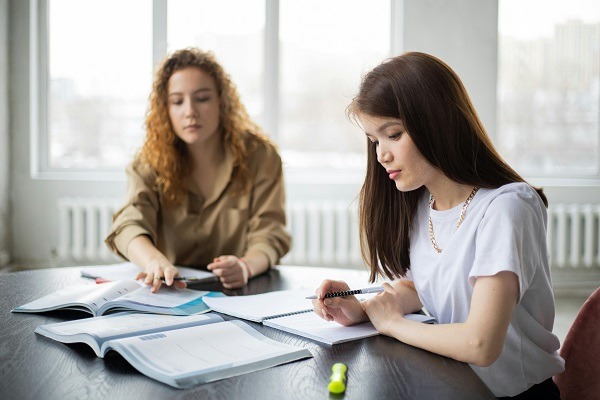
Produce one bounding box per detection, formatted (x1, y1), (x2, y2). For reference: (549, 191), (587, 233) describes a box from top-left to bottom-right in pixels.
(139, 47), (269, 203)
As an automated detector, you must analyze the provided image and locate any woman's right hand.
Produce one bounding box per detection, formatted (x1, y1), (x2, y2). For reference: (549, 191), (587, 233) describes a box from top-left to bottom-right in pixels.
(128, 236), (187, 293)
(311, 279), (369, 326)
(135, 258), (187, 293)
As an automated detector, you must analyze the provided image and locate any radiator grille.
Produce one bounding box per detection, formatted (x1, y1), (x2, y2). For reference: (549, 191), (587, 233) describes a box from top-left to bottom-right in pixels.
(57, 197), (600, 269)
(281, 201), (362, 268)
(547, 204), (600, 268)
(57, 197), (122, 262)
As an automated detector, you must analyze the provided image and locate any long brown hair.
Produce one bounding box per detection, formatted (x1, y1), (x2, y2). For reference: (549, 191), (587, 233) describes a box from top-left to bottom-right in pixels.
(348, 52), (547, 282)
(139, 47), (268, 203)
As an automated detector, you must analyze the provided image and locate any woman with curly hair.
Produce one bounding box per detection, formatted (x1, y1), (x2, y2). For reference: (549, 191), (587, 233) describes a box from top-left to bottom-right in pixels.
(106, 48), (290, 291)
(312, 52), (564, 398)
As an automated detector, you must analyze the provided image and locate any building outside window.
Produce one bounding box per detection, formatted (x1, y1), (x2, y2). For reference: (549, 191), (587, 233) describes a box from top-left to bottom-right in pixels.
(497, 0), (600, 179)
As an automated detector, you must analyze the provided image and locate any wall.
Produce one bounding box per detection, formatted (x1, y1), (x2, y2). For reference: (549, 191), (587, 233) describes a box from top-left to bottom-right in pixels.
(0, 0), (10, 266)
(404, 0), (498, 140)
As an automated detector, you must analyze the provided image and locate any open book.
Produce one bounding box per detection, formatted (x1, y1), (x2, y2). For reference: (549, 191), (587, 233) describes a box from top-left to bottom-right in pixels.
(203, 290), (436, 345)
(80, 262), (217, 284)
(12, 280), (222, 316)
(35, 312), (312, 389)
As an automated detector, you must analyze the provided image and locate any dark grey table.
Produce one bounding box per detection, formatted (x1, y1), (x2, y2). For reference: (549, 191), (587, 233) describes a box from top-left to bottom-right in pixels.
(0, 265), (495, 400)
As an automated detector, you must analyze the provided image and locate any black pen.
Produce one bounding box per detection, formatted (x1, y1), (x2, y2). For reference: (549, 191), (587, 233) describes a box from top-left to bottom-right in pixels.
(160, 277), (207, 282)
(306, 286), (385, 299)
(97, 277), (208, 284)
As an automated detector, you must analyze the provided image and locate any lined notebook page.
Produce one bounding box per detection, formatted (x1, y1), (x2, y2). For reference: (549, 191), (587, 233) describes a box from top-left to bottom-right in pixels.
(263, 311), (379, 345)
(203, 290), (314, 322)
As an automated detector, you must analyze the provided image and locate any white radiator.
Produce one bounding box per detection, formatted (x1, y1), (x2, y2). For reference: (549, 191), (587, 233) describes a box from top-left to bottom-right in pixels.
(57, 197), (600, 269)
(57, 197), (122, 262)
(280, 201), (362, 268)
(547, 204), (600, 269)
(56, 197), (363, 267)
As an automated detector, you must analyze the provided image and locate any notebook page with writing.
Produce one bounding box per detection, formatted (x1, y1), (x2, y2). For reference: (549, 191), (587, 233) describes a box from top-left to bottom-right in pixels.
(202, 290), (314, 322)
(263, 311), (379, 345)
(110, 320), (312, 388)
(95, 284), (219, 315)
(12, 281), (142, 315)
(38, 312), (222, 339)
(263, 311), (436, 345)
(12, 281), (220, 316)
(34, 312), (225, 357)
(35, 316), (312, 389)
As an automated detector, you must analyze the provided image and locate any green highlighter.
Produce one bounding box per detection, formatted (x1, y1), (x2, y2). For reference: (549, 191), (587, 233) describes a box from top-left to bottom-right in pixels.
(328, 363), (347, 394)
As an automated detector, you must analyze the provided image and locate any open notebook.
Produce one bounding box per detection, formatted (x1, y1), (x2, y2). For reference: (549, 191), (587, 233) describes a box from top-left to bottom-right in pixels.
(12, 280), (221, 316)
(34, 312), (312, 389)
(203, 290), (436, 345)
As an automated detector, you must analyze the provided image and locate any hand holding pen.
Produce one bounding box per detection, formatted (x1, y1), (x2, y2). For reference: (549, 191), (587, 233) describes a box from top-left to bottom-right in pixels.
(135, 260), (187, 293)
(311, 279), (372, 325)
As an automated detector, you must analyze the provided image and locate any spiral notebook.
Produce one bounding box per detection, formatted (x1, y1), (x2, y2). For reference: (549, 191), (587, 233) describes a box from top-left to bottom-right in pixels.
(203, 290), (435, 345)
(203, 290), (314, 323)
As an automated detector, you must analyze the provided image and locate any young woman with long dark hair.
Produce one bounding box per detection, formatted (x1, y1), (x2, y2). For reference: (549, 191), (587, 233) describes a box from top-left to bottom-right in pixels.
(312, 52), (564, 399)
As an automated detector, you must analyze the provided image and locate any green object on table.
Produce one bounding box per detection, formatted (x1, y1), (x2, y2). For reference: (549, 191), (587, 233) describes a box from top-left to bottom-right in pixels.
(328, 363), (347, 394)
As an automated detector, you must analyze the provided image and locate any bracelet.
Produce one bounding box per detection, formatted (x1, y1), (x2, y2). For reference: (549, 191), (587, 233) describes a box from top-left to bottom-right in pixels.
(239, 258), (252, 279)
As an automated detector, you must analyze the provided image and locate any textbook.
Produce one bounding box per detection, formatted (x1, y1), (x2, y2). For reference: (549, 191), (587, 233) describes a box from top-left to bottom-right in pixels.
(12, 280), (222, 316)
(203, 290), (436, 345)
(80, 262), (217, 284)
(34, 312), (312, 389)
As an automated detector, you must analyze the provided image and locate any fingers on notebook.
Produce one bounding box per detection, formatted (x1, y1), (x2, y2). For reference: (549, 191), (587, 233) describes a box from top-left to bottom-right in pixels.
(321, 308), (333, 321)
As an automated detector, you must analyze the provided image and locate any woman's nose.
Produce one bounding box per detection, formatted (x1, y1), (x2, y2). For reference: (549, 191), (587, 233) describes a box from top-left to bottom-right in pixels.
(184, 99), (197, 118)
(377, 146), (392, 165)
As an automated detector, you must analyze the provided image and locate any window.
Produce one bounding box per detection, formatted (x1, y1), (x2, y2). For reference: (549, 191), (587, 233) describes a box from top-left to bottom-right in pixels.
(278, 0), (389, 170)
(46, 0), (152, 170)
(167, 0), (265, 124)
(35, 0), (394, 176)
(498, 0), (600, 178)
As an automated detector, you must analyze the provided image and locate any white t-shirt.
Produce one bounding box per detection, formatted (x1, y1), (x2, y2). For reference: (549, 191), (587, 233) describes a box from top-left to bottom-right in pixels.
(406, 182), (565, 397)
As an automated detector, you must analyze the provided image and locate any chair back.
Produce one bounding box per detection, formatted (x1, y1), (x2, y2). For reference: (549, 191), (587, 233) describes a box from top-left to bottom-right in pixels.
(554, 287), (600, 400)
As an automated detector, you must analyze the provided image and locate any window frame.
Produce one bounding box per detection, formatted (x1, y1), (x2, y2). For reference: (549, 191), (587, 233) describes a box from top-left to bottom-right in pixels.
(30, 0), (151, 180)
(29, 0), (403, 181)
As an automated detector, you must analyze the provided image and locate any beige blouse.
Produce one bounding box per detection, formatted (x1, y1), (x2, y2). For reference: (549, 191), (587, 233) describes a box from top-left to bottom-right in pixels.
(105, 140), (291, 268)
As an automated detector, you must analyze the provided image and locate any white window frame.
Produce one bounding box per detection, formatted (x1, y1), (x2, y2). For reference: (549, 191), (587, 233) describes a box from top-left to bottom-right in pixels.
(29, 0), (403, 182)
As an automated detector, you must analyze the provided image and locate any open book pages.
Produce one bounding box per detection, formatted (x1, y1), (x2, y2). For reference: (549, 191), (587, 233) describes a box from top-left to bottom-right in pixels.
(263, 311), (380, 345)
(203, 289), (437, 345)
(12, 280), (222, 316)
(80, 262), (217, 283)
(263, 309), (435, 346)
(36, 314), (312, 389)
(202, 289), (314, 322)
(35, 312), (225, 357)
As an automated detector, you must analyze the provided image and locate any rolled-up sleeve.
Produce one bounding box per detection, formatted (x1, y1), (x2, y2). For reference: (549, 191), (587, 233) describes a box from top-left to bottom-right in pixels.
(246, 144), (291, 266)
(105, 161), (160, 260)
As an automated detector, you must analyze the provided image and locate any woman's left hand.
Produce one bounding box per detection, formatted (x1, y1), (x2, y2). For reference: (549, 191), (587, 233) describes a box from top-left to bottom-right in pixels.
(363, 282), (406, 335)
(207, 255), (250, 289)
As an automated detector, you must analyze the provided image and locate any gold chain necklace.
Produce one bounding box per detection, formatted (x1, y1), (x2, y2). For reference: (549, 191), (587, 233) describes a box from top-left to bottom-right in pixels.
(428, 187), (479, 253)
